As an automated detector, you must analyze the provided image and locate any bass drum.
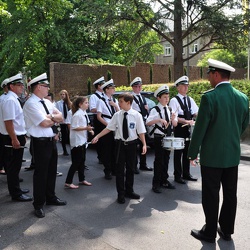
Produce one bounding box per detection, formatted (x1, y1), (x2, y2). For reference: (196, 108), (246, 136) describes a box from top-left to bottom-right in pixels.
(162, 137), (185, 150)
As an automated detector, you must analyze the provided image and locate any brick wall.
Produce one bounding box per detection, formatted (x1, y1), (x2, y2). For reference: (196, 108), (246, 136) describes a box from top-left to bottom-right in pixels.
(50, 62), (246, 100)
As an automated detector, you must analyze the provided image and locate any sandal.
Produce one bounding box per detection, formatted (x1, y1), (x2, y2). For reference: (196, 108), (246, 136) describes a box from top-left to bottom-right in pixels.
(65, 183), (79, 189)
(79, 180), (92, 186)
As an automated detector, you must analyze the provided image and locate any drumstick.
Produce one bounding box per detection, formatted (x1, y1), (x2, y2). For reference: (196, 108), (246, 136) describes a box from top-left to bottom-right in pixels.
(4, 145), (28, 148)
(181, 124), (189, 127)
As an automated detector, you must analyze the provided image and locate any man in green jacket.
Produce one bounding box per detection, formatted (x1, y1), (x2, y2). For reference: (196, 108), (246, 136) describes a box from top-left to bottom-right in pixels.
(188, 59), (249, 243)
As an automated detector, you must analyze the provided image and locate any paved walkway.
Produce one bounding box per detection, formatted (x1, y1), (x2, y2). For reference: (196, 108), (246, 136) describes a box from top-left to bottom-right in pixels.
(0, 139), (249, 250)
(240, 139), (250, 161)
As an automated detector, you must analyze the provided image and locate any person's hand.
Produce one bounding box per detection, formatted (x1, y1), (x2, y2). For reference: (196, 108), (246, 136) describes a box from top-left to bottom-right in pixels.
(12, 138), (20, 149)
(190, 158), (199, 167)
(91, 137), (98, 144)
(141, 145), (147, 155)
(89, 130), (94, 136)
(86, 125), (94, 131)
(160, 119), (169, 127)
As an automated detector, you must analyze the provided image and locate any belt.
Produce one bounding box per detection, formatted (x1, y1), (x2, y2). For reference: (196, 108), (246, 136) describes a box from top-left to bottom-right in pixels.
(116, 139), (137, 145)
(31, 136), (54, 141)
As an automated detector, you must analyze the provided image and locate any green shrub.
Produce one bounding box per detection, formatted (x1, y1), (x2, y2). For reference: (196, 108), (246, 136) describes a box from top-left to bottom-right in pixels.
(115, 80), (250, 106)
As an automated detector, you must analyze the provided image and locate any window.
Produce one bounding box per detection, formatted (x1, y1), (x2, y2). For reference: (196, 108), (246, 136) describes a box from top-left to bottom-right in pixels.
(190, 43), (198, 54)
(164, 43), (171, 56)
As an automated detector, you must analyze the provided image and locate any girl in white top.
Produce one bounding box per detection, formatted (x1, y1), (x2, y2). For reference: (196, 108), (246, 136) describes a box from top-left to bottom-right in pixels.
(65, 96), (94, 189)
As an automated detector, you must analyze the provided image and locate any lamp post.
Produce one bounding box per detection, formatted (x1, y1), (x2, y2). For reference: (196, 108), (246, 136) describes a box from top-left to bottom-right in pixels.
(186, 0), (193, 77)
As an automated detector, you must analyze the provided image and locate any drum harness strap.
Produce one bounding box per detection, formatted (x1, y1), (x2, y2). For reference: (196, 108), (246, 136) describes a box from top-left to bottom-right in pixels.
(175, 95), (193, 120)
(100, 96), (116, 120)
(133, 95), (149, 119)
(148, 106), (172, 137)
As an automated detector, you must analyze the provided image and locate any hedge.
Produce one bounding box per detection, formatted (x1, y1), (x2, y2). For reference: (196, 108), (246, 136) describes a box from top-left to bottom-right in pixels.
(115, 80), (250, 106)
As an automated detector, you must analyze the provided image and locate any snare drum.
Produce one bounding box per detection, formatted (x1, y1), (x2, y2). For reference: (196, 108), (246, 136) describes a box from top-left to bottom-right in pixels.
(162, 137), (185, 150)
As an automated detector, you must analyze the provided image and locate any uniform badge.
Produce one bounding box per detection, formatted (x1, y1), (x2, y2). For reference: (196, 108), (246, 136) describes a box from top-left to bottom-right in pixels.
(129, 122), (135, 129)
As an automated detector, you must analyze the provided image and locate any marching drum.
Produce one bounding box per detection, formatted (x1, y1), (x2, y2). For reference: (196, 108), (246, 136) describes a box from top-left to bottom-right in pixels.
(162, 137), (185, 150)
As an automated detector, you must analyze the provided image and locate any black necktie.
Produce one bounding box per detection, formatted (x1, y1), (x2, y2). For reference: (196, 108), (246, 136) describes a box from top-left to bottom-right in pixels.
(137, 95), (147, 117)
(122, 112), (129, 140)
(163, 107), (169, 122)
(109, 99), (115, 115)
(40, 100), (50, 114)
(63, 102), (67, 119)
(17, 98), (23, 108)
(183, 97), (188, 111)
(84, 115), (90, 125)
(40, 100), (58, 133)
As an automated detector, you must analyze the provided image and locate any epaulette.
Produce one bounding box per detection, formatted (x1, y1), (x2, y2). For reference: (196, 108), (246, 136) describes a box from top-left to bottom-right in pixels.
(203, 88), (214, 94)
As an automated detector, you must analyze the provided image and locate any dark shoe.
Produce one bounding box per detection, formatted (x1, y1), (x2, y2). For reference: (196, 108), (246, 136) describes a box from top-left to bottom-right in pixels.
(105, 173), (112, 180)
(125, 192), (140, 199)
(12, 194), (32, 202)
(19, 178), (23, 182)
(25, 166), (35, 171)
(34, 208), (45, 218)
(21, 188), (30, 194)
(134, 168), (140, 174)
(63, 152), (69, 156)
(183, 175), (198, 181)
(139, 165), (153, 171)
(217, 227), (232, 241)
(161, 180), (176, 189)
(117, 195), (125, 204)
(46, 198), (67, 206)
(152, 187), (162, 193)
(175, 178), (186, 184)
(191, 228), (215, 243)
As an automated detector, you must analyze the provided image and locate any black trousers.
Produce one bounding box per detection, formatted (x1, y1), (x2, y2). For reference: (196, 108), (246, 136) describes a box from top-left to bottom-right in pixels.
(115, 141), (137, 196)
(99, 132), (116, 175)
(0, 133), (5, 170)
(152, 136), (170, 188)
(201, 165), (238, 238)
(173, 139), (190, 179)
(3, 134), (25, 197)
(65, 145), (86, 184)
(60, 124), (69, 153)
(32, 137), (58, 209)
(136, 139), (147, 167)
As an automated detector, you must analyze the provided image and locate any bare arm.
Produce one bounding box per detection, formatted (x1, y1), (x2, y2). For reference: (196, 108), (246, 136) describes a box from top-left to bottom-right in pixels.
(91, 128), (111, 144)
(4, 120), (22, 149)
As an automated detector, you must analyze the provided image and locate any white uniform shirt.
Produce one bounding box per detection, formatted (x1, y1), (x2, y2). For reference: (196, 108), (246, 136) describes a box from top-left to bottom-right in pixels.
(23, 94), (60, 137)
(89, 90), (104, 111)
(96, 94), (119, 123)
(70, 109), (89, 148)
(65, 109), (72, 125)
(55, 99), (68, 123)
(107, 108), (146, 141)
(0, 93), (8, 134)
(146, 103), (176, 135)
(169, 93), (198, 117)
(131, 92), (142, 112)
(1, 91), (26, 135)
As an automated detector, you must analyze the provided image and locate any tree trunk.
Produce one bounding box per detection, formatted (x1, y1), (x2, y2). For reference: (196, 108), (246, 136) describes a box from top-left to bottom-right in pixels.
(173, 0), (184, 80)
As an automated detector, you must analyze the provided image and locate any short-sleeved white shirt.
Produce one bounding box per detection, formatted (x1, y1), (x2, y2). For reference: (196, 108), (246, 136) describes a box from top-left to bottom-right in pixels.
(169, 93), (198, 116)
(56, 99), (68, 124)
(107, 108), (146, 141)
(1, 91), (26, 135)
(146, 103), (177, 135)
(96, 94), (119, 123)
(0, 93), (8, 134)
(23, 94), (60, 137)
(70, 109), (88, 148)
(89, 90), (104, 111)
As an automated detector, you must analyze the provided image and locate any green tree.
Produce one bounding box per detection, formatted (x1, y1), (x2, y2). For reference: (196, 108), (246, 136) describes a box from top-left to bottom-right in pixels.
(112, 0), (248, 79)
